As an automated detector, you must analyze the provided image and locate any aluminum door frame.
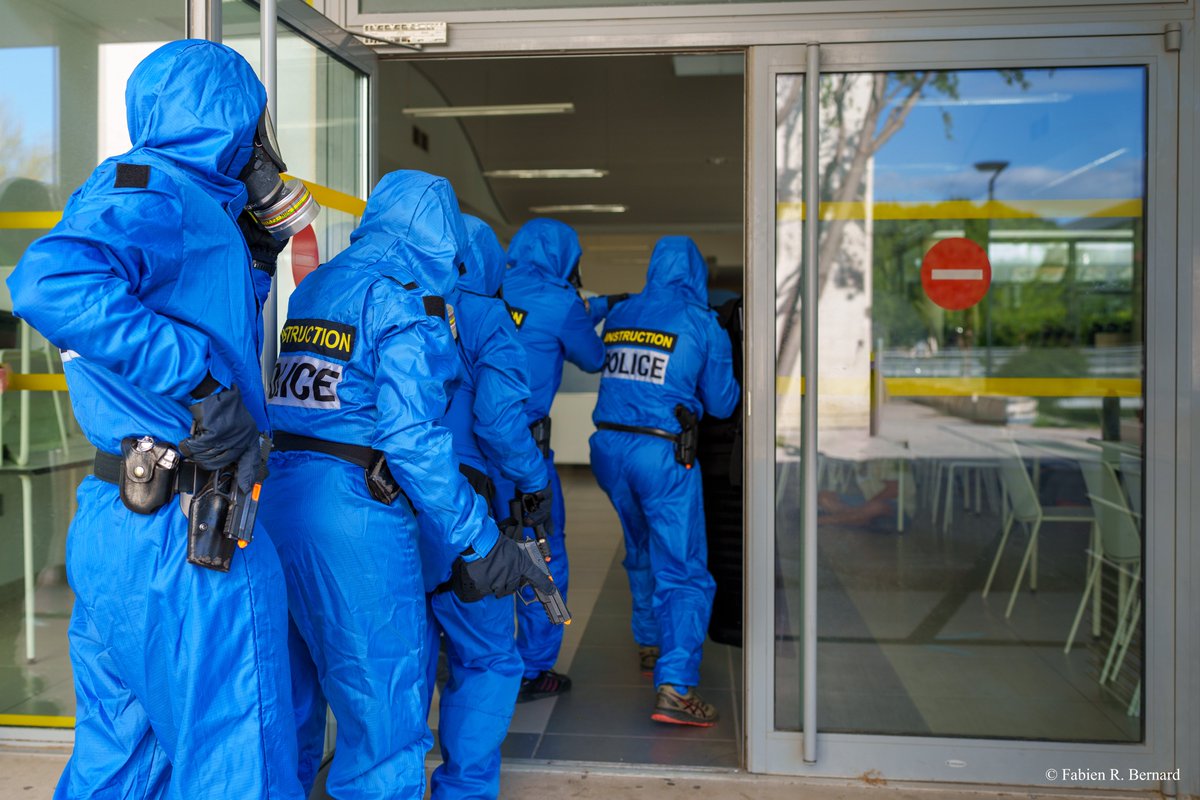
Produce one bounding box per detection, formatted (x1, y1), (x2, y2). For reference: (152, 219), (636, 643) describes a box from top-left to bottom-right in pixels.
(744, 33), (1180, 786)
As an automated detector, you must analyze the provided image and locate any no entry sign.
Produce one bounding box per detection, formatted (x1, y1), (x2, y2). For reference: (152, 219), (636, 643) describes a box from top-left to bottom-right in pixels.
(920, 237), (992, 311)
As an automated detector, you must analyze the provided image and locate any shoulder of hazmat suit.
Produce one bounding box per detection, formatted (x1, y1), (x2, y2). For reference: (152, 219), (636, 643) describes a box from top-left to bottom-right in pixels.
(593, 235), (740, 430)
(424, 215), (548, 588)
(8, 42), (268, 453)
(6, 39), (303, 800)
(502, 217), (605, 421)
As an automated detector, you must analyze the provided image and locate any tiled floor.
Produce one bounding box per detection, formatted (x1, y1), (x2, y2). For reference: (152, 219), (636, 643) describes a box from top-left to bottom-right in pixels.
(433, 464), (744, 770)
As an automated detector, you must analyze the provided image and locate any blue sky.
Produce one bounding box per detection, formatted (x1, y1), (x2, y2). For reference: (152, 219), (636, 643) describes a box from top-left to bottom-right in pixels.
(870, 67), (1146, 203)
(0, 47), (56, 142)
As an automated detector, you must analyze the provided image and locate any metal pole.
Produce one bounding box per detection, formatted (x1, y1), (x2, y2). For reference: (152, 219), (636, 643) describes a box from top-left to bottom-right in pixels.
(186, 0), (221, 42)
(260, 0), (279, 389)
(801, 42), (820, 766)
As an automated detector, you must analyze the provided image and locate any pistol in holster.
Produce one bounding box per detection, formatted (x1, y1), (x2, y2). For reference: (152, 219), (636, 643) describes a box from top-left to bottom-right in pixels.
(179, 435), (271, 573)
(509, 496), (551, 562)
(529, 416), (552, 458)
(673, 404), (699, 468)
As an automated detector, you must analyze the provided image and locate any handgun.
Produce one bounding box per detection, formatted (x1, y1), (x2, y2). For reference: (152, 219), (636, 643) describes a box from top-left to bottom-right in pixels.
(510, 497), (551, 562)
(516, 539), (571, 626)
(223, 435), (271, 549)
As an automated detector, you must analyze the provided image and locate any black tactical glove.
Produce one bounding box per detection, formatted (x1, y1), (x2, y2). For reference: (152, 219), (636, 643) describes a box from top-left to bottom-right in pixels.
(179, 384), (263, 492)
(238, 210), (287, 275)
(450, 535), (556, 603)
(520, 483), (554, 538)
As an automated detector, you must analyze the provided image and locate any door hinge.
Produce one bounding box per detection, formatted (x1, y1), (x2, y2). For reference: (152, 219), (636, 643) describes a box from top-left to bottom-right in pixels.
(1165, 22), (1182, 53)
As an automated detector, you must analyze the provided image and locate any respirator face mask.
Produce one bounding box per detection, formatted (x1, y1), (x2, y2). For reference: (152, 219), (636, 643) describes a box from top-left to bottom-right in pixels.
(241, 108), (320, 240)
(567, 258), (583, 290)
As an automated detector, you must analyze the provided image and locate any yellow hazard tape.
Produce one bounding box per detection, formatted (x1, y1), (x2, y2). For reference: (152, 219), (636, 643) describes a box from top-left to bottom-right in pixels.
(0, 177), (364, 231)
(776, 376), (1141, 398)
(8, 373), (69, 392)
(0, 211), (63, 230)
(0, 713), (75, 729)
(776, 198), (1143, 222)
(281, 174), (366, 217)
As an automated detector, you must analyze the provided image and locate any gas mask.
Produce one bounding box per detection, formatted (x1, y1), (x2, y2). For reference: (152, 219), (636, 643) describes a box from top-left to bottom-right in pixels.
(567, 259), (583, 290)
(240, 109), (320, 241)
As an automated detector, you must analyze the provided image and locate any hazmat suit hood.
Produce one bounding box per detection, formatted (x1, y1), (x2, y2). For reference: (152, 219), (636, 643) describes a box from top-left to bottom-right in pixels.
(645, 236), (709, 307)
(459, 215), (506, 297)
(506, 218), (582, 286)
(347, 169), (467, 296)
(125, 40), (264, 202)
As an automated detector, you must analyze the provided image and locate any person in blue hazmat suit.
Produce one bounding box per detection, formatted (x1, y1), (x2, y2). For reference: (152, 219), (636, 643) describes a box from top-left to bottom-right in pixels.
(7, 40), (308, 798)
(589, 236), (740, 727)
(493, 217), (605, 701)
(418, 214), (552, 800)
(258, 169), (555, 800)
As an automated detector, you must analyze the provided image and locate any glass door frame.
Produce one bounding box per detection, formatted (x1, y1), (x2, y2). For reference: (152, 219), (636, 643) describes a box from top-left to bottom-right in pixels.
(744, 33), (1179, 785)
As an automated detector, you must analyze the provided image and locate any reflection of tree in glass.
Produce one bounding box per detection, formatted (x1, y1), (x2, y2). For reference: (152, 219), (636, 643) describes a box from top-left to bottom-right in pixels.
(776, 70), (1027, 378)
(0, 101), (53, 186)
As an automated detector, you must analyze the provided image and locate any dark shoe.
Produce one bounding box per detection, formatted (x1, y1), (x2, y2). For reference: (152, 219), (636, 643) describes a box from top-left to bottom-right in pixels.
(517, 670), (572, 703)
(652, 685), (719, 727)
(638, 645), (660, 675)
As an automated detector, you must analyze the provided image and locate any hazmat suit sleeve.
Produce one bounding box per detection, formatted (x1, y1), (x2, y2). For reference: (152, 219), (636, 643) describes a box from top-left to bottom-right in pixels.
(559, 294), (606, 373)
(472, 302), (549, 493)
(9, 190), (232, 400)
(370, 286), (500, 559)
(698, 315), (741, 420)
(586, 294), (610, 327)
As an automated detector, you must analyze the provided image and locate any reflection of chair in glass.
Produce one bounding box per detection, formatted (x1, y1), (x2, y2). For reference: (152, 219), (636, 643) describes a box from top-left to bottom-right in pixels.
(1064, 460), (1142, 688)
(931, 459), (1001, 536)
(981, 443), (1094, 618)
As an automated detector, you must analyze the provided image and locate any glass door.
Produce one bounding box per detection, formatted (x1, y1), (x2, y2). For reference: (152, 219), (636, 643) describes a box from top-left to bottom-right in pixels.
(746, 35), (1177, 784)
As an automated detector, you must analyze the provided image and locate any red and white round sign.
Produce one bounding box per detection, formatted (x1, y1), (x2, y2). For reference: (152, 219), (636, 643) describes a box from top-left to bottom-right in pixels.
(920, 237), (992, 311)
(291, 225), (320, 286)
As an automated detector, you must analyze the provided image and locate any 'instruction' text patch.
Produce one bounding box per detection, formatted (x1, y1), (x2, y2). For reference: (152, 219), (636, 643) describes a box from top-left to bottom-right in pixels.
(280, 318), (356, 361)
(602, 327), (677, 352)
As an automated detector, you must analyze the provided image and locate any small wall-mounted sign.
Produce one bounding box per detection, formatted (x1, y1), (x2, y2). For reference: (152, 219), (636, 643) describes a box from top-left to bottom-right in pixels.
(358, 22), (447, 47)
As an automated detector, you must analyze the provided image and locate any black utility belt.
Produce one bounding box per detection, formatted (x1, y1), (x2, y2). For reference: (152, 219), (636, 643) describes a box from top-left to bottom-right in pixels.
(594, 420), (679, 442)
(94, 437), (256, 573)
(273, 431), (410, 508)
(596, 408), (699, 469)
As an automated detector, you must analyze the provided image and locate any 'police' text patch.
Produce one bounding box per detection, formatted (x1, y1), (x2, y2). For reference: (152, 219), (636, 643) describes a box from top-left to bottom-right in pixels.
(602, 347), (671, 385)
(269, 354), (344, 409)
(602, 327), (677, 352)
(280, 318), (356, 361)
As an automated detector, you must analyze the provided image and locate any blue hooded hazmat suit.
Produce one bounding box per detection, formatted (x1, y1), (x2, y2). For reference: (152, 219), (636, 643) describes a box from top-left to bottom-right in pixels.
(258, 170), (501, 800)
(589, 236), (740, 691)
(493, 218), (605, 679)
(419, 215), (548, 800)
(7, 40), (304, 800)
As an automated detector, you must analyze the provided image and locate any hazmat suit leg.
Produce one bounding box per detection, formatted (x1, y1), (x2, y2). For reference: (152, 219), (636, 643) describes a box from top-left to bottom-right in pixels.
(493, 455), (568, 679)
(260, 452), (431, 800)
(424, 592), (522, 800)
(589, 431), (715, 689)
(587, 442), (660, 649)
(289, 618), (328, 796)
(55, 479), (303, 800)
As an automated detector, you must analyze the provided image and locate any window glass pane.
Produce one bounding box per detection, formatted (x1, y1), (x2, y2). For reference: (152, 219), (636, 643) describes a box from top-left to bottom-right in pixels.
(362, 0), (789, 9)
(0, 0), (185, 728)
(775, 65), (1147, 741)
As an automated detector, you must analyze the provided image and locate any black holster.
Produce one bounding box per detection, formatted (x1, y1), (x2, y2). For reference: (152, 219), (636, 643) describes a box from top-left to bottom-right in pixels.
(117, 436), (180, 514)
(186, 469), (237, 572)
(529, 416), (552, 458)
(674, 404), (699, 468)
(365, 451), (404, 506)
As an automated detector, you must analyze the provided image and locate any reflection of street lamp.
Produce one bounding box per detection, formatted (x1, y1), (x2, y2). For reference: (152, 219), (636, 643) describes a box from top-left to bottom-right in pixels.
(974, 160), (1009, 376)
